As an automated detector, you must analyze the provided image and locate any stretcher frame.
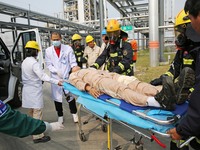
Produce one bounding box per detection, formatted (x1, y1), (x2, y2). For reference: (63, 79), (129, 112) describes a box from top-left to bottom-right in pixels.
(76, 101), (195, 149)
(103, 98), (182, 125)
(76, 101), (169, 149)
(63, 82), (192, 149)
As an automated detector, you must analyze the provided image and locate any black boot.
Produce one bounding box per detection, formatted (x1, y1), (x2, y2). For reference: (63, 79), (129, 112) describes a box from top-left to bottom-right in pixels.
(33, 136), (51, 143)
(175, 67), (195, 104)
(155, 76), (176, 110)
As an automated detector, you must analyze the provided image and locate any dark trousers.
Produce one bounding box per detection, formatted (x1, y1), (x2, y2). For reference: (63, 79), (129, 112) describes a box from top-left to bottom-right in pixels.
(54, 96), (77, 117)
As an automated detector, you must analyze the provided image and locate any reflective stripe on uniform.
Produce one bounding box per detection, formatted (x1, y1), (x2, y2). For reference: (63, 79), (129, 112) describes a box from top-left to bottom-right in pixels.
(127, 63), (134, 74)
(183, 58), (194, 65)
(93, 63), (99, 69)
(76, 52), (82, 56)
(118, 62), (125, 71)
(110, 52), (118, 57)
(189, 87), (194, 93)
(127, 69), (131, 74)
(105, 61), (110, 70)
(165, 71), (174, 78)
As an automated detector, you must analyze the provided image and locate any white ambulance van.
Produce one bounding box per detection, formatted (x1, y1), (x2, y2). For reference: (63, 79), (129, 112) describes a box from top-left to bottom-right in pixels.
(0, 28), (44, 108)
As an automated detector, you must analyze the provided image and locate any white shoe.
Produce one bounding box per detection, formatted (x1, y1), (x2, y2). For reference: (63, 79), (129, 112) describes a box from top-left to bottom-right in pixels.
(58, 116), (63, 124)
(72, 113), (78, 123)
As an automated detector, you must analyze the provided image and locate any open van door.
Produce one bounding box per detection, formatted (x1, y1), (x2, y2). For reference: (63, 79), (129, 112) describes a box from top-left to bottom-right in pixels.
(11, 28), (44, 81)
(0, 28), (43, 108)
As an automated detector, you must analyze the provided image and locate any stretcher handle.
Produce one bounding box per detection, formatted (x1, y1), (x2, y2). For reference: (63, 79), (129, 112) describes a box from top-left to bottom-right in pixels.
(179, 136), (195, 148)
(151, 135), (166, 148)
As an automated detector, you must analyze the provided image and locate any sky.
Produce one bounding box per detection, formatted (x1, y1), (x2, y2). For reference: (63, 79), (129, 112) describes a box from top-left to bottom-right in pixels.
(0, 0), (186, 20)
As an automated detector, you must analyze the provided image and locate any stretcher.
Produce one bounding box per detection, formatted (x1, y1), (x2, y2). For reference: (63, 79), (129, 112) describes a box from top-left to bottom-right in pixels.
(63, 82), (189, 149)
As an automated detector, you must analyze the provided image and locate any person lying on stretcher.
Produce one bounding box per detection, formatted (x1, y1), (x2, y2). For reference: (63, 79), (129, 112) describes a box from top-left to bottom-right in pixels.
(69, 66), (188, 111)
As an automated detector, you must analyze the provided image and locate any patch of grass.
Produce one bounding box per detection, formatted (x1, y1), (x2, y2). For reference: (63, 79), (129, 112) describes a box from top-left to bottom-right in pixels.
(134, 50), (175, 83)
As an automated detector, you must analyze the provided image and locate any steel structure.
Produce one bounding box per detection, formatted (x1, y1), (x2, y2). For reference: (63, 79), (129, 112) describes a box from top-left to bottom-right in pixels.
(0, 0), (175, 67)
(0, 2), (94, 34)
(63, 0), (101, 27)
(107, 0), (149, 28)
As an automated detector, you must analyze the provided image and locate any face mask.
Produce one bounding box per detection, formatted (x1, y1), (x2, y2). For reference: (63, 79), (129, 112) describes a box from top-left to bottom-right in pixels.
(52, 40), (61, 47)
(108, 31), (119, 45)
(74, 40), (81, 47)
(175, 34), (188, 48)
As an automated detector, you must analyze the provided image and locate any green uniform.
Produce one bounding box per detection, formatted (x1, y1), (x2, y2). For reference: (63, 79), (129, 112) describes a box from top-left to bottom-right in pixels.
(0, 100), (46, 138)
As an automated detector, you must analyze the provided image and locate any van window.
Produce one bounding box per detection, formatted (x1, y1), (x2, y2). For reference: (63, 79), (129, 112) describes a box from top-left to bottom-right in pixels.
(12, 31), (36, 64)
(0, 45), (7, 60)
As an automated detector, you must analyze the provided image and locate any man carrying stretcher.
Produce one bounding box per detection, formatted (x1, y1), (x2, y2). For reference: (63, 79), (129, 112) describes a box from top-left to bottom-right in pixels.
(68, 66), (194, 111)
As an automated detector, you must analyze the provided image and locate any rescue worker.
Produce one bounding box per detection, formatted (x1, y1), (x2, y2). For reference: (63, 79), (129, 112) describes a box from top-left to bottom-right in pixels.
(68, 66), (176, 110)
(83, 35), (103, 68)
(0, 100), (64, 138)
(71, 34), (86, 68)
(91, 19), (134, 76)
(21, 41), (63, 143)
(150, 10), (196, 105)
(101, 29), (109, 51)
(167, 6), (200, 150)
(45, 32), (78, 124)
(167, 1), (200, 149)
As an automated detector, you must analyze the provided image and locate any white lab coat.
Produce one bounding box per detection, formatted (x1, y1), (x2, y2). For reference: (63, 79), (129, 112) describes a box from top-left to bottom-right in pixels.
(45, 44), (77, 102)
(22, 57), (59, 108)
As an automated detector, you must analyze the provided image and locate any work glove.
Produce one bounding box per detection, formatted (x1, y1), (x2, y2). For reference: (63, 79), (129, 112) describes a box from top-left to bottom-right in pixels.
(150, 74), (168, 86)
(50, 122), (64, 131)
(80, 57), (87, 63)
(44, 122), (64, 133)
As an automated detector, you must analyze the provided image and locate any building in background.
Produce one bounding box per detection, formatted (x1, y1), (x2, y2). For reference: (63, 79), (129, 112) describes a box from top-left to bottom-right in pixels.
(63, 0), (107, 27)
(63, 0), (176, 48)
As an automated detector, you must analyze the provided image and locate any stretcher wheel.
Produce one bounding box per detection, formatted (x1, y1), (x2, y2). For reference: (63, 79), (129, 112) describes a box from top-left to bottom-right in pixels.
(101, 124), (107, 132)
(135, 144), (143, 150)
(79, 133), (86, 142)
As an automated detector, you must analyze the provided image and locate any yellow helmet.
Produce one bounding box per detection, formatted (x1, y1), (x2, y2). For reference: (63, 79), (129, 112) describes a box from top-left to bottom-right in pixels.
(106, 19), (121, 32)
(25, 41), (40, 51)
(72, 34), (82, 41)
(175, 9), (191, 27)
(85, 35), (94, 43)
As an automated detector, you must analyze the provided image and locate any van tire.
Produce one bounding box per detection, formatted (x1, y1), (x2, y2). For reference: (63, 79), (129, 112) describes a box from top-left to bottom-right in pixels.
(8, 80), (22, 108)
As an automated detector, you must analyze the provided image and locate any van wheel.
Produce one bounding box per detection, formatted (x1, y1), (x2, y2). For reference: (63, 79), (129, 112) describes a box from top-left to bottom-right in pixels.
(8, 80), (22, 108)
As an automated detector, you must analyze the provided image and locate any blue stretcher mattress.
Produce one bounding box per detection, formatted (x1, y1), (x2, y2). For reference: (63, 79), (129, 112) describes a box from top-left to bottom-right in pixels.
(63, 82), (188, 133)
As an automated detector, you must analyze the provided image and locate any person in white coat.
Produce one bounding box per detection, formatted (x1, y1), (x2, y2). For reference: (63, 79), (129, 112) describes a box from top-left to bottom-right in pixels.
(22, 41), (63, 143)
(45, 32), (78, 124)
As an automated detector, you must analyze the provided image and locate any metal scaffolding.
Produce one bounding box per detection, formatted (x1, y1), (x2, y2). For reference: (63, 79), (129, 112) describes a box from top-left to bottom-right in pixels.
(0, 0), (176, 66)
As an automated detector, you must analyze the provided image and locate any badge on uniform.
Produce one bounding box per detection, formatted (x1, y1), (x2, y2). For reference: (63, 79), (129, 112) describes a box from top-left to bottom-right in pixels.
(0, 100), (7, 117)
(123, 50), (128, 56)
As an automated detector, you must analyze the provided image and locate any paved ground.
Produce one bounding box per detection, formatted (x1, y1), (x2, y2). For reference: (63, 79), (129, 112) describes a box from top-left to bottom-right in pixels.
(0, 81), (194, 150)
